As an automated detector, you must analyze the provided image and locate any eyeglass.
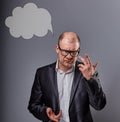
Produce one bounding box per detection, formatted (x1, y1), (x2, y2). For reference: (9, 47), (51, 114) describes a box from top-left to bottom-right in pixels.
(58, 45), (80, 57)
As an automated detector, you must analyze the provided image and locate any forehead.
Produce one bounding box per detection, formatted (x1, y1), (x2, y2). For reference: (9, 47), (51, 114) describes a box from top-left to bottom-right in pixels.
(59, 33), (80, 49)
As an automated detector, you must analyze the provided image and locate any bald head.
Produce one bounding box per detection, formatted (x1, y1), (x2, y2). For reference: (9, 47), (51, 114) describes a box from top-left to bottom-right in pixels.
(58, 32), (80, 47)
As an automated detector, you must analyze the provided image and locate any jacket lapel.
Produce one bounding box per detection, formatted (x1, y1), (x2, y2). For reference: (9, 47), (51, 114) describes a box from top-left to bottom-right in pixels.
(49, 62), (59, 98)
(69, 62), (82, 108)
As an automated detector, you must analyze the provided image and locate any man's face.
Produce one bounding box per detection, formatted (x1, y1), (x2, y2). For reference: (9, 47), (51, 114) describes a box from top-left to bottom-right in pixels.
(56, 33), (80, 72)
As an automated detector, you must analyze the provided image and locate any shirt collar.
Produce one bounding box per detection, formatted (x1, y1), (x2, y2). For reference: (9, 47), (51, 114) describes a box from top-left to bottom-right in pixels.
(55, 60), (75, 74)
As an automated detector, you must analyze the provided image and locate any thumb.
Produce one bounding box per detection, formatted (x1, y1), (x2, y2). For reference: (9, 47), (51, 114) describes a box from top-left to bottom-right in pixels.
(55, 110), (62, 118)
(46, 107), (53, 116)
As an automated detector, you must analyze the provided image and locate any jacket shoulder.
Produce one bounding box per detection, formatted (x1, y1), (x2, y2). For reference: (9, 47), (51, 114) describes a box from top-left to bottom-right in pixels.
(37, 62), (56, 72)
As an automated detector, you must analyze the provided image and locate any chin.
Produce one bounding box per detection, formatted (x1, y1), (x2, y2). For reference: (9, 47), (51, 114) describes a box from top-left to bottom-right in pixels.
(65, 63), (73, 69)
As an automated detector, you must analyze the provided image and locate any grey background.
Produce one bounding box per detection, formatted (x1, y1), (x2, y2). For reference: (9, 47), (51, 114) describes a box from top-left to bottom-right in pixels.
(1, 0), (120, 122)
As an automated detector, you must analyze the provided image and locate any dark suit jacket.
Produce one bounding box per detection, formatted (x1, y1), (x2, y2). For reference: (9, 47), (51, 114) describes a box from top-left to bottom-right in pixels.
(28, 61), (106, 122)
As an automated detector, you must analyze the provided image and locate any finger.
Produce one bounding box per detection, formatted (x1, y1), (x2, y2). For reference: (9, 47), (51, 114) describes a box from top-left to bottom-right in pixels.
(54, 110), (62, 119)
(46, 108), (62, 122)
(85, 54), (92, 66)
(46, 108), (52, 116)
(52, 111), (62, 122)
(79, 56), (87, 65)
(52, 117), (59, 122)
(47, 112), (59, 122)
(85, 54), (89, 64)
(78, 64), (85, 70)
(93, 62), (98, 70)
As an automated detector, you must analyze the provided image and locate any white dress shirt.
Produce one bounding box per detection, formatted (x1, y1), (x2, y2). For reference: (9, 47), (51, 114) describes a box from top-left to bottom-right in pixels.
(56, 61), (75, 122)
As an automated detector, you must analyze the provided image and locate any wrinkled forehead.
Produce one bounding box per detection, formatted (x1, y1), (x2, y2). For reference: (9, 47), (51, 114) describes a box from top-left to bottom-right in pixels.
(60, 33), (79, 46)
(60, 38), (79, 50)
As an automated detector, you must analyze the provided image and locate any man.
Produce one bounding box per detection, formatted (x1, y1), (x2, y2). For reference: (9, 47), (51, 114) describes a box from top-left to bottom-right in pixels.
(28, 32), (106, 122)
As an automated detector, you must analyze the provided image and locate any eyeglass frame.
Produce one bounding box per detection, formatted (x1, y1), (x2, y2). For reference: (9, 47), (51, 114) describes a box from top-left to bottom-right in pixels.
(58, 44), (80, 57)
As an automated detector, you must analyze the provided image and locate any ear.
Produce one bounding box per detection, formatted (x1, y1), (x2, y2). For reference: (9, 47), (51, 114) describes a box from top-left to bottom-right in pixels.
(56, 45), (59, 54)
(78, 48), (80, 54)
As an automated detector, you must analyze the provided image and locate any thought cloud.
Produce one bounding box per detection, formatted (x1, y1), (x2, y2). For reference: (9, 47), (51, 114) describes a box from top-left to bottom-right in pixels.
(5, 3), (53, 39)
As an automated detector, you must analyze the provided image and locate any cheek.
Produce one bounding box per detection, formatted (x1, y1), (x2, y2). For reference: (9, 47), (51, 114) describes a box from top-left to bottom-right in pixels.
(58, 53), (63, 61)
(74, 57), (78, 61)
(71, 57), (78, 64)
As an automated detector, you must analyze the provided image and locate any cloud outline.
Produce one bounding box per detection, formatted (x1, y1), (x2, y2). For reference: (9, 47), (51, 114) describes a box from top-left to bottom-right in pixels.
(5, 3), (53, 39)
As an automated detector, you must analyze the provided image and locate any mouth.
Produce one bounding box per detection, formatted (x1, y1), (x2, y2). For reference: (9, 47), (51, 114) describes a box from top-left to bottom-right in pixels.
(65, 60), (74, 64)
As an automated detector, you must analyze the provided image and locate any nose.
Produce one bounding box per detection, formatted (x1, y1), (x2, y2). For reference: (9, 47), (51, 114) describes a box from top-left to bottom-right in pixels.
(66, 53), (73, 59)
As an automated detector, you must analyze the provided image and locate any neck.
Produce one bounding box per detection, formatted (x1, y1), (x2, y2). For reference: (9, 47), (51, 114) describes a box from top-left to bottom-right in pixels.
(58, 62), (73, 72)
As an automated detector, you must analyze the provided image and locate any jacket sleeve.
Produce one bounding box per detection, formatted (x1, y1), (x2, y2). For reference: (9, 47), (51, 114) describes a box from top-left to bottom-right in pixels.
(27, 69), (49, 121)
(84, 71), (106, 110)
